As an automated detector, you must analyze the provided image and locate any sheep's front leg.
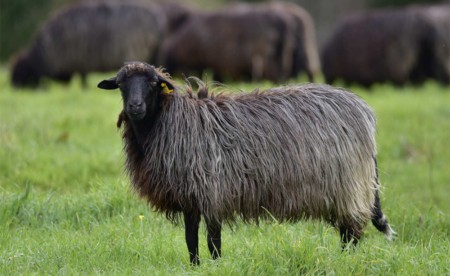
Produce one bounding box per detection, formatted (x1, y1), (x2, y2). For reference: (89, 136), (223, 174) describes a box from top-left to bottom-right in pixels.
(206, 219), (222, 259)
(184, 211), (200, 265)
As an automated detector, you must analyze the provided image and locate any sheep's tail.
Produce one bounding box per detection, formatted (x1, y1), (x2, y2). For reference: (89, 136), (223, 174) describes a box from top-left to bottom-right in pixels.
(371, 157), (396, 241)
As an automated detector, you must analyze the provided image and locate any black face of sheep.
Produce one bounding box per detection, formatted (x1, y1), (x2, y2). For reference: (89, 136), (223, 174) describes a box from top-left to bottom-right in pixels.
(98, 62), (174, 121)
(98, 62), (396, 266)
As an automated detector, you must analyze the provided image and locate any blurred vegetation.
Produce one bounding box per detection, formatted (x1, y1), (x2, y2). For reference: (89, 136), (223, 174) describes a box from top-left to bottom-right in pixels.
(0, 0), (71, 62)
(0, 0), (446, 63)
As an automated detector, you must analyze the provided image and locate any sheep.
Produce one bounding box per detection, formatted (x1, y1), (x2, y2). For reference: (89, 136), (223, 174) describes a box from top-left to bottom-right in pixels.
(158, 4), (296, 83)
(10, 0), (166, 88)
(98, 62), (396, 265)
(321, 7), (436, 87)
(223, 2), (321, 82)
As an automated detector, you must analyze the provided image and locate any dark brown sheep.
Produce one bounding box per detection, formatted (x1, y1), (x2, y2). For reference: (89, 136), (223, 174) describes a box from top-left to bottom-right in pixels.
(321, 7), (437, 87)
(98, 62), (396, 265)
(10, 0), (166, 88)
(158, 4), (296, 82)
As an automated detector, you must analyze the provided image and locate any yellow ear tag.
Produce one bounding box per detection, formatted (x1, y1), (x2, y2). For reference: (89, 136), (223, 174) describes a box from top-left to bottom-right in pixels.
(161, 83), (173, 95)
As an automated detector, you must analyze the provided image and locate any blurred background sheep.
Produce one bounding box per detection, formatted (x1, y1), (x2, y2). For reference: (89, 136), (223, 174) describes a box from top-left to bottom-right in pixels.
(9, 0), (170, 88)
(2, 0), (450, 88)
(159, 2), (319, 82)
(321, 4), (450, 87)
(321, 7), (430, 87)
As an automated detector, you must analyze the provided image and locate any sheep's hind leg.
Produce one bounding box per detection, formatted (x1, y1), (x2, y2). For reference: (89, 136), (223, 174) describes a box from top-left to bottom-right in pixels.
(184, 211), (201, 265)
(205, 219), (222, 260)
(339, 222), (363, 249)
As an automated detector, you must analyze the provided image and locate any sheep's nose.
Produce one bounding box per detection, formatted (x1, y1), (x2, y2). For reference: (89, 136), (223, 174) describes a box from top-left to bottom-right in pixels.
(128, 102), (143, 109)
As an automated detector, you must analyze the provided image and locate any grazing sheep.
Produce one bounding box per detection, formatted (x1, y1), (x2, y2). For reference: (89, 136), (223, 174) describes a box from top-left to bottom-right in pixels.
(158, 4), (296, 82)
(98, 62), (396, 265)
(321, 7), (436, 87)
(10, 0), (166, 88)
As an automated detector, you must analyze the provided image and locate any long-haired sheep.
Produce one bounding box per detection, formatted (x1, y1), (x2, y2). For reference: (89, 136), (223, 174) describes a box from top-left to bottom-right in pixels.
(10, 0), (166, 88)
(98, 62), (396, 265)
(158, 4), (296, 83)
(321, 7), (437, 87)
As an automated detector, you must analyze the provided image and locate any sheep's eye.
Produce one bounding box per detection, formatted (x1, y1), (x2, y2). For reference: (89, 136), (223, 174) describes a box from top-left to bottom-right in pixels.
(150, 81), (157, 87)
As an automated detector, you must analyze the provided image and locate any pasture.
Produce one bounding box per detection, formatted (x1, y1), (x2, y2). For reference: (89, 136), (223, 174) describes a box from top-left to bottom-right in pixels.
(0, 68), (449, 274)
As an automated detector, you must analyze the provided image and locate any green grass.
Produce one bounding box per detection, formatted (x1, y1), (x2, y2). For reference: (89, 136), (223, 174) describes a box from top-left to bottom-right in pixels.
(1, 68), (449, 275)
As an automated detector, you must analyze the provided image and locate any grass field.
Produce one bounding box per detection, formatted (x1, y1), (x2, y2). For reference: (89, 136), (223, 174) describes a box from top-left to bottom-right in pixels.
(1, 68), (449, 275)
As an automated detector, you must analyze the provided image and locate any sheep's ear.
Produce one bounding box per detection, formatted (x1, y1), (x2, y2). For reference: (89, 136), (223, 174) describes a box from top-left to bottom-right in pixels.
(158, 76), (175, 95)
(97, 77), (119, 90)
